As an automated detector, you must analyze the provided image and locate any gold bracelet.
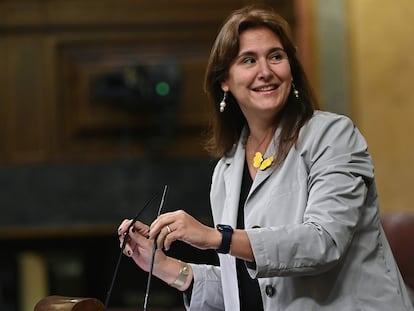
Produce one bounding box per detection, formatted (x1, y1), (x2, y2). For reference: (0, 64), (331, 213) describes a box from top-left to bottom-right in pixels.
(169, 260), (190, 289)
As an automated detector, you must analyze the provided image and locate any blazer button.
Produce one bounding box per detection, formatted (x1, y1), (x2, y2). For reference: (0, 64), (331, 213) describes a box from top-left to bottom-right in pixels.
(265, 284), (276, 297)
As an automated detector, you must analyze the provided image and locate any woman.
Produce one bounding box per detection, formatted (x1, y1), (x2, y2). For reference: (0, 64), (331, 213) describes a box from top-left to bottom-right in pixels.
(118, 5), (414, 310)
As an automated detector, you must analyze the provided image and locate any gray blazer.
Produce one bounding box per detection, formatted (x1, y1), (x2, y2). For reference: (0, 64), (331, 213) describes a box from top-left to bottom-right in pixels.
(186, 111), (413, 311)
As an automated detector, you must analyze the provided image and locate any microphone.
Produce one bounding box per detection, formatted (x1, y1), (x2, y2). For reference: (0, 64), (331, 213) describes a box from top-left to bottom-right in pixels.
(104, 189), (162, 309)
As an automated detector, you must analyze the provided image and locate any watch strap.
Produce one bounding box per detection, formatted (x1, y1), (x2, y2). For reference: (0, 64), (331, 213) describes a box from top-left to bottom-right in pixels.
(216, 224), (233, 254)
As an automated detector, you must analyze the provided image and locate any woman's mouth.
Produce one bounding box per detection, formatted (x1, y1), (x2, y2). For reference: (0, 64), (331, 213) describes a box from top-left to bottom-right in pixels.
(253, 85), (278, 92)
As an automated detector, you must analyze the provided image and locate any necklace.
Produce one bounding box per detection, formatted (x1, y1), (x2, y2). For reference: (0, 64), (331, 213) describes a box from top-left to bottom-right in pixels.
(248, 130), (275, 171)
(253, 152), (274, 170)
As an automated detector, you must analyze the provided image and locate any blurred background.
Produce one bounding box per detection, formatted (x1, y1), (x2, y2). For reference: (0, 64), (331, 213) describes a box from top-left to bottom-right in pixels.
(1, 0), (413, 310)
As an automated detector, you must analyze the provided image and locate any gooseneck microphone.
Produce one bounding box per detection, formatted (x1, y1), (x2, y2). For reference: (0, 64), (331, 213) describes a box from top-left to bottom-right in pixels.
(104, 186), (166, 309)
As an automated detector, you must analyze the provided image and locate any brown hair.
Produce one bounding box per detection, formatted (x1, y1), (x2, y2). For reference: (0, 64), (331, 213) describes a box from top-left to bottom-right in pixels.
(204, 5), (318, 164)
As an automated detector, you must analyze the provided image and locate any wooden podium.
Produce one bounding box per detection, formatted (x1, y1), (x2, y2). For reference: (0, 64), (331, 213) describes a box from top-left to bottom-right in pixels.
(34, 296), (105, 311)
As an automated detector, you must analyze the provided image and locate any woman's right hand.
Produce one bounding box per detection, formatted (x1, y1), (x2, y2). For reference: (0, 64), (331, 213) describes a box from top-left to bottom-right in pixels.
(118, 219), (168, 272)
(117, 219), (193, 290)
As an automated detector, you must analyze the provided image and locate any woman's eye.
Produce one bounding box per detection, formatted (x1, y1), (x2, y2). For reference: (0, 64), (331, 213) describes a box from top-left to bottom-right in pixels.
(270, 51), (287, 63)
(242, 57), (256, 64)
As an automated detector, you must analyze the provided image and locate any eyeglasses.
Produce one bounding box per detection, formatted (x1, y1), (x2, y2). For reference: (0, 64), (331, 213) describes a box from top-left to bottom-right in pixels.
(104, 185), (169, 311)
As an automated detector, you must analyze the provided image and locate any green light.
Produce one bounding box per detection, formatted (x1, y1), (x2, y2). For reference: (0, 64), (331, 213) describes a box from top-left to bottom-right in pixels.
(155, 81), (170, 96)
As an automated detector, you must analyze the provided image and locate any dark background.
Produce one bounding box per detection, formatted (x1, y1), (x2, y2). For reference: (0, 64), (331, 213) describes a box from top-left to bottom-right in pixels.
(0, 0), (294, 310)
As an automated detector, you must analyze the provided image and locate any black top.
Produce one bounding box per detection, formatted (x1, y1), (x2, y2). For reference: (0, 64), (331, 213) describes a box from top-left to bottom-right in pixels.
(236, 161), (264, 311)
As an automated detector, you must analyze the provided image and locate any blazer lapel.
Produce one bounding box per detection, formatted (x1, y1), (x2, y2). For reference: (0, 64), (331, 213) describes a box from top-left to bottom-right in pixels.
(221, 127), (281, 221)
(249, 128), (280, 198)
(222, 131), (247, 227)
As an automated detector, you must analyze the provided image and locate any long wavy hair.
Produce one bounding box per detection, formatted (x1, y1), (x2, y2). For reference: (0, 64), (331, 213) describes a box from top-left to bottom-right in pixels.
(204, 5), (319, 165)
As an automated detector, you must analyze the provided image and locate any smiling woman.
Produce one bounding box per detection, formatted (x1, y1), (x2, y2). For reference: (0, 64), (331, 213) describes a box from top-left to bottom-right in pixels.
(220, 27), (294, 179)
(116, 5), (414, 311)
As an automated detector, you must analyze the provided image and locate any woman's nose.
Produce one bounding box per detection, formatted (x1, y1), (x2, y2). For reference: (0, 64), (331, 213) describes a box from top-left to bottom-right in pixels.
(257, 60), (273, 79)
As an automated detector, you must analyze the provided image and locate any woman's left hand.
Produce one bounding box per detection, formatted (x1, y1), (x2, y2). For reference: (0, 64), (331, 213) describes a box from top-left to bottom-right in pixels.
(149, 210), (220, 251)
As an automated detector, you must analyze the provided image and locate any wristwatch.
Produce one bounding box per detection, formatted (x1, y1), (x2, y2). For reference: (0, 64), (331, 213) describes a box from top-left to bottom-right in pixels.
(216, 224), (233, 254)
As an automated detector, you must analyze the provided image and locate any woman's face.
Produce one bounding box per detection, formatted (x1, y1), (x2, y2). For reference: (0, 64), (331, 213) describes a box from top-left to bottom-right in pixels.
(221, 27), (292, 122)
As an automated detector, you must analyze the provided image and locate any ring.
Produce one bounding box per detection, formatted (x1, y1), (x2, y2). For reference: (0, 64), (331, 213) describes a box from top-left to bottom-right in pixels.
(166, 225), (172, 234)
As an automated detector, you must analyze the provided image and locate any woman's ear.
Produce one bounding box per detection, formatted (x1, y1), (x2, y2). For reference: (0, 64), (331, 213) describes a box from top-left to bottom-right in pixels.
(220, 81), (229, 93)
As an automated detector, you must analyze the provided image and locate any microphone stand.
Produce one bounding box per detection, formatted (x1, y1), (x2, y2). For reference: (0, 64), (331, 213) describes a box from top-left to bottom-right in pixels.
(143, 185), (169, 311)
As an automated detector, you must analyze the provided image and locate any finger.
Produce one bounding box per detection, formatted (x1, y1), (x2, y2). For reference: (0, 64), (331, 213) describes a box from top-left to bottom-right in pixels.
(164, 231), (176, 251)
(132, 221), (150, 237)
(118, 219), (133, 236)
(129, 226), (153, 249)
(123, 242), (134, 257)
(152, 225), (167, 250)
(148, 220), (163, 240)
(149, 212), (177, 239)
(119, 233), (127, 247)
(124, 228), (152, 257)
(161, 225), (179, 251)
(119, 228), (132, 247)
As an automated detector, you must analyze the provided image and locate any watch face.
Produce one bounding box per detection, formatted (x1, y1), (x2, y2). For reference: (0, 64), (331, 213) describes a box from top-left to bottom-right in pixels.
(217, 224), (233, 232)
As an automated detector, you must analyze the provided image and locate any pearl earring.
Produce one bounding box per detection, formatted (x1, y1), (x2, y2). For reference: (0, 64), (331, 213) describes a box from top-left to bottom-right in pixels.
(219, 92), (228, 112)
(291, 81), (299, 99)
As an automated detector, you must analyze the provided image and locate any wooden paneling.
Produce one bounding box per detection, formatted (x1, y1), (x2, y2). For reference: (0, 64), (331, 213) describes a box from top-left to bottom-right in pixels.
(0, 36), (55, 162)
(57, 39), (211, 160)
(347, 0), (414, 213)
(0, 0), (295, 164)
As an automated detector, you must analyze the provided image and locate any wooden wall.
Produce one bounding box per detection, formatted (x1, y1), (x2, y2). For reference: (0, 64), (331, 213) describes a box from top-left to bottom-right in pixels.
(0, 0), (295, 164)
(347, 0), (414, 213)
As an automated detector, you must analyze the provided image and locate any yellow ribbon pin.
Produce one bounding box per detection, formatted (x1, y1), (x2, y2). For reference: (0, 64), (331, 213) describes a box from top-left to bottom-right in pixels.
(253, 152), (274, 170)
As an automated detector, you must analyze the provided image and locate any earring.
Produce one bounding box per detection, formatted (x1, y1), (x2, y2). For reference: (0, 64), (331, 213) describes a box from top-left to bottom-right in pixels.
(219, 92), (227, 112)
(291, 81), (299, 99)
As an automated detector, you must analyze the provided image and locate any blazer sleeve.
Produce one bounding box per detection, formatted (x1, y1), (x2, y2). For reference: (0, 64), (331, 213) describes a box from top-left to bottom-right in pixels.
(304, 114), (375, 256)
(246, 114), (375, 277)
(184, 264), (224, 311)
